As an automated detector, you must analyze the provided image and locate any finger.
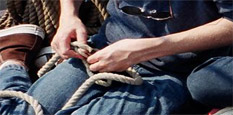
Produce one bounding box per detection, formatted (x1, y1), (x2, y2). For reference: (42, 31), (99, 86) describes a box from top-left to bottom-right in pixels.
(87, 53), (100, 64)
(89, 61), (105, 72)
(99, 68), (111, 73)
(58, 43), (71, 59)
(98, 65), (120, 73)
(51, 40), (66, 58)
(66, 50), (85, 59)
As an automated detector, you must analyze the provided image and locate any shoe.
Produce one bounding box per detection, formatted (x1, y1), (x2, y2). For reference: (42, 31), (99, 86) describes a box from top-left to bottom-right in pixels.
(0, 24), (45, 68)
(211, 107), (233, 115)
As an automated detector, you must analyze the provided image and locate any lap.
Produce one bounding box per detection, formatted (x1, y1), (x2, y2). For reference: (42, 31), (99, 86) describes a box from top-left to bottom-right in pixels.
(0, 60), (188, 115)
(0, 35), (189, 114)
(56, 66), (188, 115)
(26, 58), (90, 114)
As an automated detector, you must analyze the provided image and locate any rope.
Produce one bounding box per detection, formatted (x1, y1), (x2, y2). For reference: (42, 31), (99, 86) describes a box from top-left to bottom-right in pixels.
(37, 53), (60, 77)
(0, 42), (143, 115)
(0, 91), (43, 115)
(39, 42), (143, 110)
(0, 0), (108, 37)
(62, 70), (143, 109)
(0, 0), (143, 114)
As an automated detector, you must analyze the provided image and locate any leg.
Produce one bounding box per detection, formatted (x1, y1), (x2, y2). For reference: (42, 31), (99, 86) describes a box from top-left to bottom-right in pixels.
(0, 64), (32, 114)
(0, 24), (108, 114)
(0, 24), (44, 114)
(56, 66), (189, 115)
(25, 58), (91, 114)
(187, 56), (233, 108)
(21, 33), (109, 114)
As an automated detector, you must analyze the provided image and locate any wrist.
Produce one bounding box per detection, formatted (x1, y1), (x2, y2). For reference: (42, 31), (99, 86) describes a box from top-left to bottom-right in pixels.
(60, 0), (83, 17)
(59, 14), (82, 27)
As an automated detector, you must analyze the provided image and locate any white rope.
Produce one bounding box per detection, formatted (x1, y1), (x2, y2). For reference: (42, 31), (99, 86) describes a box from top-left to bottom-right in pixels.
(62, 71), (143, 110)
(0, 91), (43, 115)
(0, 42), (143, 115)
(37, 53), (60, 77)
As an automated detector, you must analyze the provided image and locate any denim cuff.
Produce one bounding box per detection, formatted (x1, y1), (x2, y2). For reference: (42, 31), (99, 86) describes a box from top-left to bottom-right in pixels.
(0, 64), (27, 72)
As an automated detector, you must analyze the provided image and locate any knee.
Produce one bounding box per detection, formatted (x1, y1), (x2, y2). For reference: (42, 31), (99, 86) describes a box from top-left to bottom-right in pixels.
(187, 73), (205, 103)
(187, 57), (233, 107)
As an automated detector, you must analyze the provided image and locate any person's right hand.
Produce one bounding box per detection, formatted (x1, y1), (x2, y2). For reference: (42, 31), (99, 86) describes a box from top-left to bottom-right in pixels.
(51, 14), (88, 59)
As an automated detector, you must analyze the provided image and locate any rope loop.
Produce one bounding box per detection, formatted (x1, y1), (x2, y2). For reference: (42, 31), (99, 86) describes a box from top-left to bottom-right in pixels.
(0, 91), (43, 115)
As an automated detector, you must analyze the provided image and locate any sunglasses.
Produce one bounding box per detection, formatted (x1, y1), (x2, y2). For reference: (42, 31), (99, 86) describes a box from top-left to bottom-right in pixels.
(115, 0), (173, 21)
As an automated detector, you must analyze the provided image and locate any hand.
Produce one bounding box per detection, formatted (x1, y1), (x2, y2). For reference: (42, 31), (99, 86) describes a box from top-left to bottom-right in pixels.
(51, 15), (87, 59)
(87, 39), (144, 72)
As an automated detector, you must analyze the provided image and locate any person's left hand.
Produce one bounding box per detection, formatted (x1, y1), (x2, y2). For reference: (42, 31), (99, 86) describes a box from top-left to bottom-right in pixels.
(87, 39), (143, 72)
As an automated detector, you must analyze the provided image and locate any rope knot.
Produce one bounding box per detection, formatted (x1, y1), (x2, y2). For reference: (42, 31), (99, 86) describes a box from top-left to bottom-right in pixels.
(37, 41), (144, 110)
(71, 42), (93, 58)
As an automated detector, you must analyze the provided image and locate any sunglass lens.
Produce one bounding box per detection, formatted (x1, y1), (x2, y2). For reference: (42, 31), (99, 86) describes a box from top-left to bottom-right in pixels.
(121, 6), (142, 15)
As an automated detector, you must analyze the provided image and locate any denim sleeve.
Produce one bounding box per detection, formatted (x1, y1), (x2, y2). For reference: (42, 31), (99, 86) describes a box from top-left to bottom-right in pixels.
(214, 0), (233, 21)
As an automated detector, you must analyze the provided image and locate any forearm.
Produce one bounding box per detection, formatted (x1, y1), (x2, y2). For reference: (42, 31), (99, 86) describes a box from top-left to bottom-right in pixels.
(59, 0), (83, 17)
(136, 18), (233, 63)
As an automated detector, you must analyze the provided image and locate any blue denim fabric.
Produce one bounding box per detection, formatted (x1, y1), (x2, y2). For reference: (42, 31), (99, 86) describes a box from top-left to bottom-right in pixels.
(0, 60), (90, 114)
(100, 0), (233, 75)
(0, 61), (188, 115)
(0, 35), (189, 115)
(0, 1), (232, 114)
(187, 56), (233, 108)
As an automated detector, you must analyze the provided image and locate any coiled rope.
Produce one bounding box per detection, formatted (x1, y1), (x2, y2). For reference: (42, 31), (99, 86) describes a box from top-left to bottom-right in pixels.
(0, 0), (109, 38)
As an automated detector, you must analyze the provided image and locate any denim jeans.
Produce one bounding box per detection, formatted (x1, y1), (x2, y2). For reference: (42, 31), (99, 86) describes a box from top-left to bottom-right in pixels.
(0, 35), (189, 115)
(187, 56), (233, 108)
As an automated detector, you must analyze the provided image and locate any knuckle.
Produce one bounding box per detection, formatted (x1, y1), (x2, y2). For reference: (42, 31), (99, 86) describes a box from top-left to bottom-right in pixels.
(98, 62), (107, 69)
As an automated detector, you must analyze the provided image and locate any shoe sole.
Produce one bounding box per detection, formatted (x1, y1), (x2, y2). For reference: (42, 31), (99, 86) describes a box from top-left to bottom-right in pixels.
(0, 24), (45, 39)
(214, 107), (233, 115)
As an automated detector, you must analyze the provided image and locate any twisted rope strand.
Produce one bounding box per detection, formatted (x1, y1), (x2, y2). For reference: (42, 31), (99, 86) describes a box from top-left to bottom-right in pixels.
(91, 0), (109, 20)
(0, 11), (9, 25)
(37, 53), (60, 77)
(0, 91), (43, 115)
(29, 0), (38, 25)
